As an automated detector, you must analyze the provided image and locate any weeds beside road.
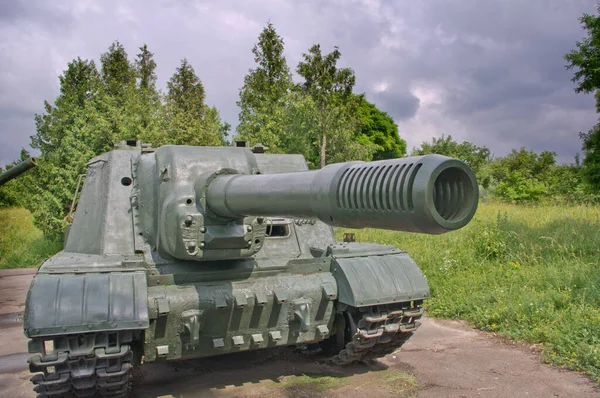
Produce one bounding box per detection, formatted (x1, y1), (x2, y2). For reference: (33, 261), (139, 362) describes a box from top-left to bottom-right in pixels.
(0, 208), (62, 269)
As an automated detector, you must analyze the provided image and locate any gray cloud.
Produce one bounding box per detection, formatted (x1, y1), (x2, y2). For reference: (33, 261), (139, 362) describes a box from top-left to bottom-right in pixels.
(0, 0), (598, 166)
(0, 0), (74, 32)
(369, 90), (421, 121)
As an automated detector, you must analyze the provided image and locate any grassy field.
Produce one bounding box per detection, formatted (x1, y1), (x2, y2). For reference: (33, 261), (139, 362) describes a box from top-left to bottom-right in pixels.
(1, 204), (599, 381)
(0, 207), (62, 269)
(337, 202), (600, 382)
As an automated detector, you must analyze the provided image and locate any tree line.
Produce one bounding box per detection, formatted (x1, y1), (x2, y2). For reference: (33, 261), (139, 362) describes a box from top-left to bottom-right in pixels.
(0, 19), (599, 240)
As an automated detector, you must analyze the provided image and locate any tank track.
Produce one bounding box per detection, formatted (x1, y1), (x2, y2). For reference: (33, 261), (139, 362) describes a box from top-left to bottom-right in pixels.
(329, 301), (424, 365)
(27, 330), (137, 398)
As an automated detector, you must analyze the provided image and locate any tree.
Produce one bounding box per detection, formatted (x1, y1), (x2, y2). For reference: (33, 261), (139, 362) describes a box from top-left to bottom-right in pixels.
(579, 123), (600, 189)
(411, 135), (491, 186)
(296, 44), (357, 168)
(236, 23), (293, 151)
(489, 148), (557, 203)
(167, 58), (205, 118)
(127, 44), (165, 144)
(564, 4), (600, 191)
(27, 58), (116, 238)
(164, 59), (224, 146)
(100, 41), (135, 107)
(355, 96), (406, 160)
(137, 44), (157, 91)
(280, 91), (373, 168)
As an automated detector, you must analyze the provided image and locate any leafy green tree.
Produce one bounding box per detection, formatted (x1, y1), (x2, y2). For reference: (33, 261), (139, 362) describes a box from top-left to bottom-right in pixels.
(100, 41), (135, 107)
(167, 58), (205, 117)
(126, 44), (166, 144)
(280, 91), (373, 168)
(204, 106), (231, 145)
(296, 44), (358, 168)
(550, 161), (597, 204)
(355, 96), (406, 160)
(564, 4), (600, 190)
(411, 135), (491, 186)
(236, 23), (293, 151)
(578, 124), (600, 189)
(164, 59), (224, 146)
(494, 172), (548, 203)
(137, 44), (157, 91)
(27, 58), (116, 238)
(488, 148), (557, 203)
(489, 148), (556, 182)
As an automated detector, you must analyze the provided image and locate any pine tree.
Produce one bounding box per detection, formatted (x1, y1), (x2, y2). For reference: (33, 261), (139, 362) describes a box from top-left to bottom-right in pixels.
(164, 59), (223, 146)
(236, 23), (293, 150)
(137, 44), (157, 91)
(28, 58), (116, 238)
(167, 59), (205, 118)
(128, 44), (165, 145)
(100, 41), (135, 107)
(296, 44), (359, 167)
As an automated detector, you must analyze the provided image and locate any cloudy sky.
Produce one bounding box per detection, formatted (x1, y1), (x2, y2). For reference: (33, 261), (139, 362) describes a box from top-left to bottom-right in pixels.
(0, 0), (598, 165)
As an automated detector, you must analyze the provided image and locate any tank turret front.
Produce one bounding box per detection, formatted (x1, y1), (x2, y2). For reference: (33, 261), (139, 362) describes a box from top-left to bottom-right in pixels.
(140, 145), (478, 262)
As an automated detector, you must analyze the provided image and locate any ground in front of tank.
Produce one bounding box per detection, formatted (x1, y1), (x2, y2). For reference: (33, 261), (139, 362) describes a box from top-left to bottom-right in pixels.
(0, 268), (598, 398)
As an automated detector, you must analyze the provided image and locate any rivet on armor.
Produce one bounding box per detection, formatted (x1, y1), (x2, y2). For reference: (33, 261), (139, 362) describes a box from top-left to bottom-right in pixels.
(317, 325), (330, 338)
(213, 338), (225, 349)
(232, 336), (244, 346)
(234, 292), (248, 308)
(273, 289), (287, 304)
(321, 283), (336, 300)
(156, 345), (169, 357)
(157, 298), (170, 316)
(214, 295), (228, 309)
(255, 292), (268, 306)
(269, 331), (282, 342)
(251, 334), (264, 344)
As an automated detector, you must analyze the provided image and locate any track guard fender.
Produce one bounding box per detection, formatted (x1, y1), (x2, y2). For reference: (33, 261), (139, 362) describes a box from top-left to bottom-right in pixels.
(24, 271), (149, 338)
(330, 247), (430, 307)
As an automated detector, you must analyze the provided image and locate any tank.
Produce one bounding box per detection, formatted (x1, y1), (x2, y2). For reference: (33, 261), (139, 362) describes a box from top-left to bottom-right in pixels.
(23, 140), (479, 398)
(0, 157), (37, 186)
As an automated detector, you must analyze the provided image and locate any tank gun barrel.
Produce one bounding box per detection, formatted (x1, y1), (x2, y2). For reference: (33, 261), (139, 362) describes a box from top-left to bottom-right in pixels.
(206, 154), (479, 234)
(0, 157), (37, 186)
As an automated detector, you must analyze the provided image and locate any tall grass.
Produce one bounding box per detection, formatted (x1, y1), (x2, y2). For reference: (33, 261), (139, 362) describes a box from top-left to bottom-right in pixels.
(337, 202), (600, 381)
(0, 208), (62, 269)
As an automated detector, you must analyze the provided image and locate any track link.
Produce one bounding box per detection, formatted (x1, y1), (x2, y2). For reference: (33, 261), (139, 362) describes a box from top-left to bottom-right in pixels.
(27, 330), (137, 398)
(329, 301), (424, 365)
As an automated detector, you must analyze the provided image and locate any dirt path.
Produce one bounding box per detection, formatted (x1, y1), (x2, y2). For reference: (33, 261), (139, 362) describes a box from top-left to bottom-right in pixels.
(0, 269), (597, 398)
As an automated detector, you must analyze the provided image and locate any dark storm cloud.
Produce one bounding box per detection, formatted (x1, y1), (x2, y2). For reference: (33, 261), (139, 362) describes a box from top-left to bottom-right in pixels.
(0, 0), (598, 165)
(369, 90), (420, 121)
